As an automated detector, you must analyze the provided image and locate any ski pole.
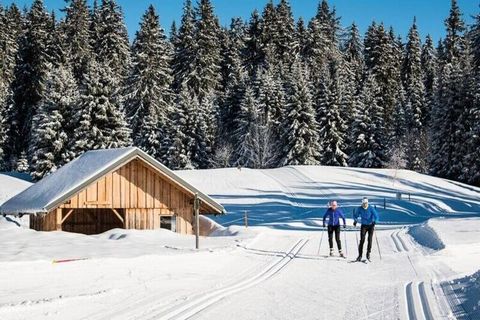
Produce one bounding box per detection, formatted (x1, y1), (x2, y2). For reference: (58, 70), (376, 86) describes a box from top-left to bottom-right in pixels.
(344, 227), (348, 256)
(317, 227), (324, 256)
(375, 228), (382, 260)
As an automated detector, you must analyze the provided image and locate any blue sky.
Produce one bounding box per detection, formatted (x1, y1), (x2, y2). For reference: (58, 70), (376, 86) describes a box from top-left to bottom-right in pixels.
(3, 0), (478, 42)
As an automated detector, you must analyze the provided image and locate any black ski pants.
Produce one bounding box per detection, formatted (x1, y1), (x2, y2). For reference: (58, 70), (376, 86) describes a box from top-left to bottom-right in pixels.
(327, 225), (342, 250)
(358, 224), (375, 257)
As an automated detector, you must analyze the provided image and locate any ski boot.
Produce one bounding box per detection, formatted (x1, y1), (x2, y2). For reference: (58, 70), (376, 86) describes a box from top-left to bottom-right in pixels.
(355, 255), (362, 262)
(339, 250), (345, 258)
(366, 253), (371, 261)
(329, 248), (334, 257)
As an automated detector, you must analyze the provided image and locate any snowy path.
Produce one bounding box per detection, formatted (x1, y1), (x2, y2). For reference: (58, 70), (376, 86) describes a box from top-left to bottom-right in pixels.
(0, 227), (457, 320)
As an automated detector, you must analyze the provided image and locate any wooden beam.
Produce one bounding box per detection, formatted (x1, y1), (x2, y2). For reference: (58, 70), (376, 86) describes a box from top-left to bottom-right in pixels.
(56, 208), (62, 231)
(60, 209), (74, 224)
(111, 208), (124, 224)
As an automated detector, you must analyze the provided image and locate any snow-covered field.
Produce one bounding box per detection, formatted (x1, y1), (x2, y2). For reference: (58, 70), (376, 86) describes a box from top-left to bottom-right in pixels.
(1, 166), (480, 320)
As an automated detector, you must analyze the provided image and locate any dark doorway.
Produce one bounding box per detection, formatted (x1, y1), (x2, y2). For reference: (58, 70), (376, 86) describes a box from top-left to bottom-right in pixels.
(62, 209), (125, 235)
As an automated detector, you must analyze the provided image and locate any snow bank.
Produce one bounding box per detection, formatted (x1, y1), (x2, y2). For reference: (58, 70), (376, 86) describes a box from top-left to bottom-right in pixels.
(408, 221), (445, 251)
(0, 173), (32, 206)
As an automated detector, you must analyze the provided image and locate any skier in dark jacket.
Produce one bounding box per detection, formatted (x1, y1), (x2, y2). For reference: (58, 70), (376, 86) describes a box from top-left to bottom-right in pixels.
(323, 200), (346, 257)
(353, 197), (379, 261)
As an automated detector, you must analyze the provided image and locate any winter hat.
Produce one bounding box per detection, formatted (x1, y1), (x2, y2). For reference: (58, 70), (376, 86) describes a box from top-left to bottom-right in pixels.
(361, 197), (369, 205)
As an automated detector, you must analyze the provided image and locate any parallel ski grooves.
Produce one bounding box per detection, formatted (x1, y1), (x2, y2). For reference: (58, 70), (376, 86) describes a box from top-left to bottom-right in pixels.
(418, 282), (434, 320)
(153, 239), (309, 320)
(406, 282), (417, 320)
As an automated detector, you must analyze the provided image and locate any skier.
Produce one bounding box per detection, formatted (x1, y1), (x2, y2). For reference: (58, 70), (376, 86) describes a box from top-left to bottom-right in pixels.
(353, 197), (379, 262)
(322, 200), (346, 257)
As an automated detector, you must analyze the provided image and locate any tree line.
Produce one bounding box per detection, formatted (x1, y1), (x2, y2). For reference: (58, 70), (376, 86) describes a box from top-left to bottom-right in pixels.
(0, 0), (479, 186)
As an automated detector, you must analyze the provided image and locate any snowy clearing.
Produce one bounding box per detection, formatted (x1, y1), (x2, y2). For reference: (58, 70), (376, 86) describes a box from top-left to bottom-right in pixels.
(1, 166), (480, 320)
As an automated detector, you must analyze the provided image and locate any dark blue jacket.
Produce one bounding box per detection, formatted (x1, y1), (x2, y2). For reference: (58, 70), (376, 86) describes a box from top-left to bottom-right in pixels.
(323, 208), (346, 226)
(353, 205), (379, 225)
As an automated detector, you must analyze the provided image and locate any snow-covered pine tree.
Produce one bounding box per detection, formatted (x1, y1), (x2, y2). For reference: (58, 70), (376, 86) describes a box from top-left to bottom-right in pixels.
(364, 23), (402, 149)
(94, 0), (130, 84)
(317, 63), (348, 167)
(218, 18), (248, 145)
(192, 0), (222, 101)
(244, 10), (263, 77)
(255, 66), (286, 162)
(281, 60), (321, 165)
(403, 18), (427, 172)
(28, 63), (78, 180)
(66, 59), (131, 160)
(124, 5), (173, 161)
(172, 0), (196, 92)
(421, 35), (437, 126)
(430, 0), (466, 179)
(166, 85), (192, 170)
(6, 0), (52, 164)
(272, 0), (296, 66)
(187, 94), (211, 169)
(342, 22), (364, 155)
(62, 0), (92, 82)
(349, 73), (388, 168)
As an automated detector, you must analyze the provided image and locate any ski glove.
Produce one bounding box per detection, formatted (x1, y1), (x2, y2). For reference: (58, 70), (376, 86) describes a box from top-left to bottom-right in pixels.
(323, 223), (326, 228)
(372, 221), (376, 226)
(353, 221), (357, 227)
(343, 225), (346, 229)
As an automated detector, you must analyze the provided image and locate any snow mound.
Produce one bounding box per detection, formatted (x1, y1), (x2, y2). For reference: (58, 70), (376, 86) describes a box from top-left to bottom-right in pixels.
(199, 215), (225, 236)
(0, 173), (32, 206)
(408, 221), (445, 251)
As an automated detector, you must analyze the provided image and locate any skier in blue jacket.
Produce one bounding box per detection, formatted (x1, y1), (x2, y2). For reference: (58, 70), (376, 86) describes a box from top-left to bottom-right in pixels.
(353, 197), (379, 261)
(323, 200), (346, 257)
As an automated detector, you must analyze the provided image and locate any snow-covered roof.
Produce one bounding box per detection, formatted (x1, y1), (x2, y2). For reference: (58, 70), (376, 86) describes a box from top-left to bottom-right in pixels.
(0, 147), (225, 215)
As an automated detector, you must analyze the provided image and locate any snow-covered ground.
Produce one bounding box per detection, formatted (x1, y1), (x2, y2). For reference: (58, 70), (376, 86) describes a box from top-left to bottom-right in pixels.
(1, 166), (479, 320)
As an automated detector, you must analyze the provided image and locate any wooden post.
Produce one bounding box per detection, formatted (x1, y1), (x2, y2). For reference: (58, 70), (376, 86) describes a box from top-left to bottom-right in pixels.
(194, 193), (200, 249)
(244, 211), (248, 228)
(56, 208), (62, 231)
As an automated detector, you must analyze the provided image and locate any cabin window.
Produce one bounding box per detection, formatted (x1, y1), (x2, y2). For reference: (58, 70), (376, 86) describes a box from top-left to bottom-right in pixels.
(160, 215), (176, 232)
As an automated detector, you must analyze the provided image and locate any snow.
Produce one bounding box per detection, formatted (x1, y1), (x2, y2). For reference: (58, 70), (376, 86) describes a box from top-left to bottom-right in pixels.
(0, 173), (32, 206)
(0, 165), (479, 319)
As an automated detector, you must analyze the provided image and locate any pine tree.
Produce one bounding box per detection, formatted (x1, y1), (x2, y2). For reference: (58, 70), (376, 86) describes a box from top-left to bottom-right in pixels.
(349, 74), (387, 168)
(317, 66), (348, 167)
(94, 0), (130, 83)
(192, 0), (222, 101)
(430, 0), (466, 179)
(403, 18), (426, 172)
(172, 0), (196, 92)
(232, 85), (260, 166)
(282, 61), (321, 165)
(62, 0), (92, 81)
(67, 60), (131, 159)
(7, 0), (52, 163)
(244, 10), (263, 77)
(167, 86), (192, 169)
(219, 18), (247, 144)
(124, 5), (173, 161)
(273, 0), (296, 66)
(421, 35), (437, 125)
(28, 63), (78, 180)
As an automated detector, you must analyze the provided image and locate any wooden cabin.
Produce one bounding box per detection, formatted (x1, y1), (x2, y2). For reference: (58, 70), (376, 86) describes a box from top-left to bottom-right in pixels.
(0, 147), (225, 235)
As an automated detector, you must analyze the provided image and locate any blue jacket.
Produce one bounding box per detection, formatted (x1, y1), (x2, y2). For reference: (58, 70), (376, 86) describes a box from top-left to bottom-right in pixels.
(353, 205), (379, 225)
(323, 208), (346, 226)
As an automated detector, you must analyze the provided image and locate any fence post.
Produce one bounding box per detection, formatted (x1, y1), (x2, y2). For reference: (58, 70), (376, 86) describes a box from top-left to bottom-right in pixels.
(244, 211), (248, 228)
(194, 193), (200, 250)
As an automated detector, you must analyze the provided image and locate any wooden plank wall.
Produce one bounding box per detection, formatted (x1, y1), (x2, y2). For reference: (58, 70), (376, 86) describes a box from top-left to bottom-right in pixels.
(51, 159), (197, 234)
